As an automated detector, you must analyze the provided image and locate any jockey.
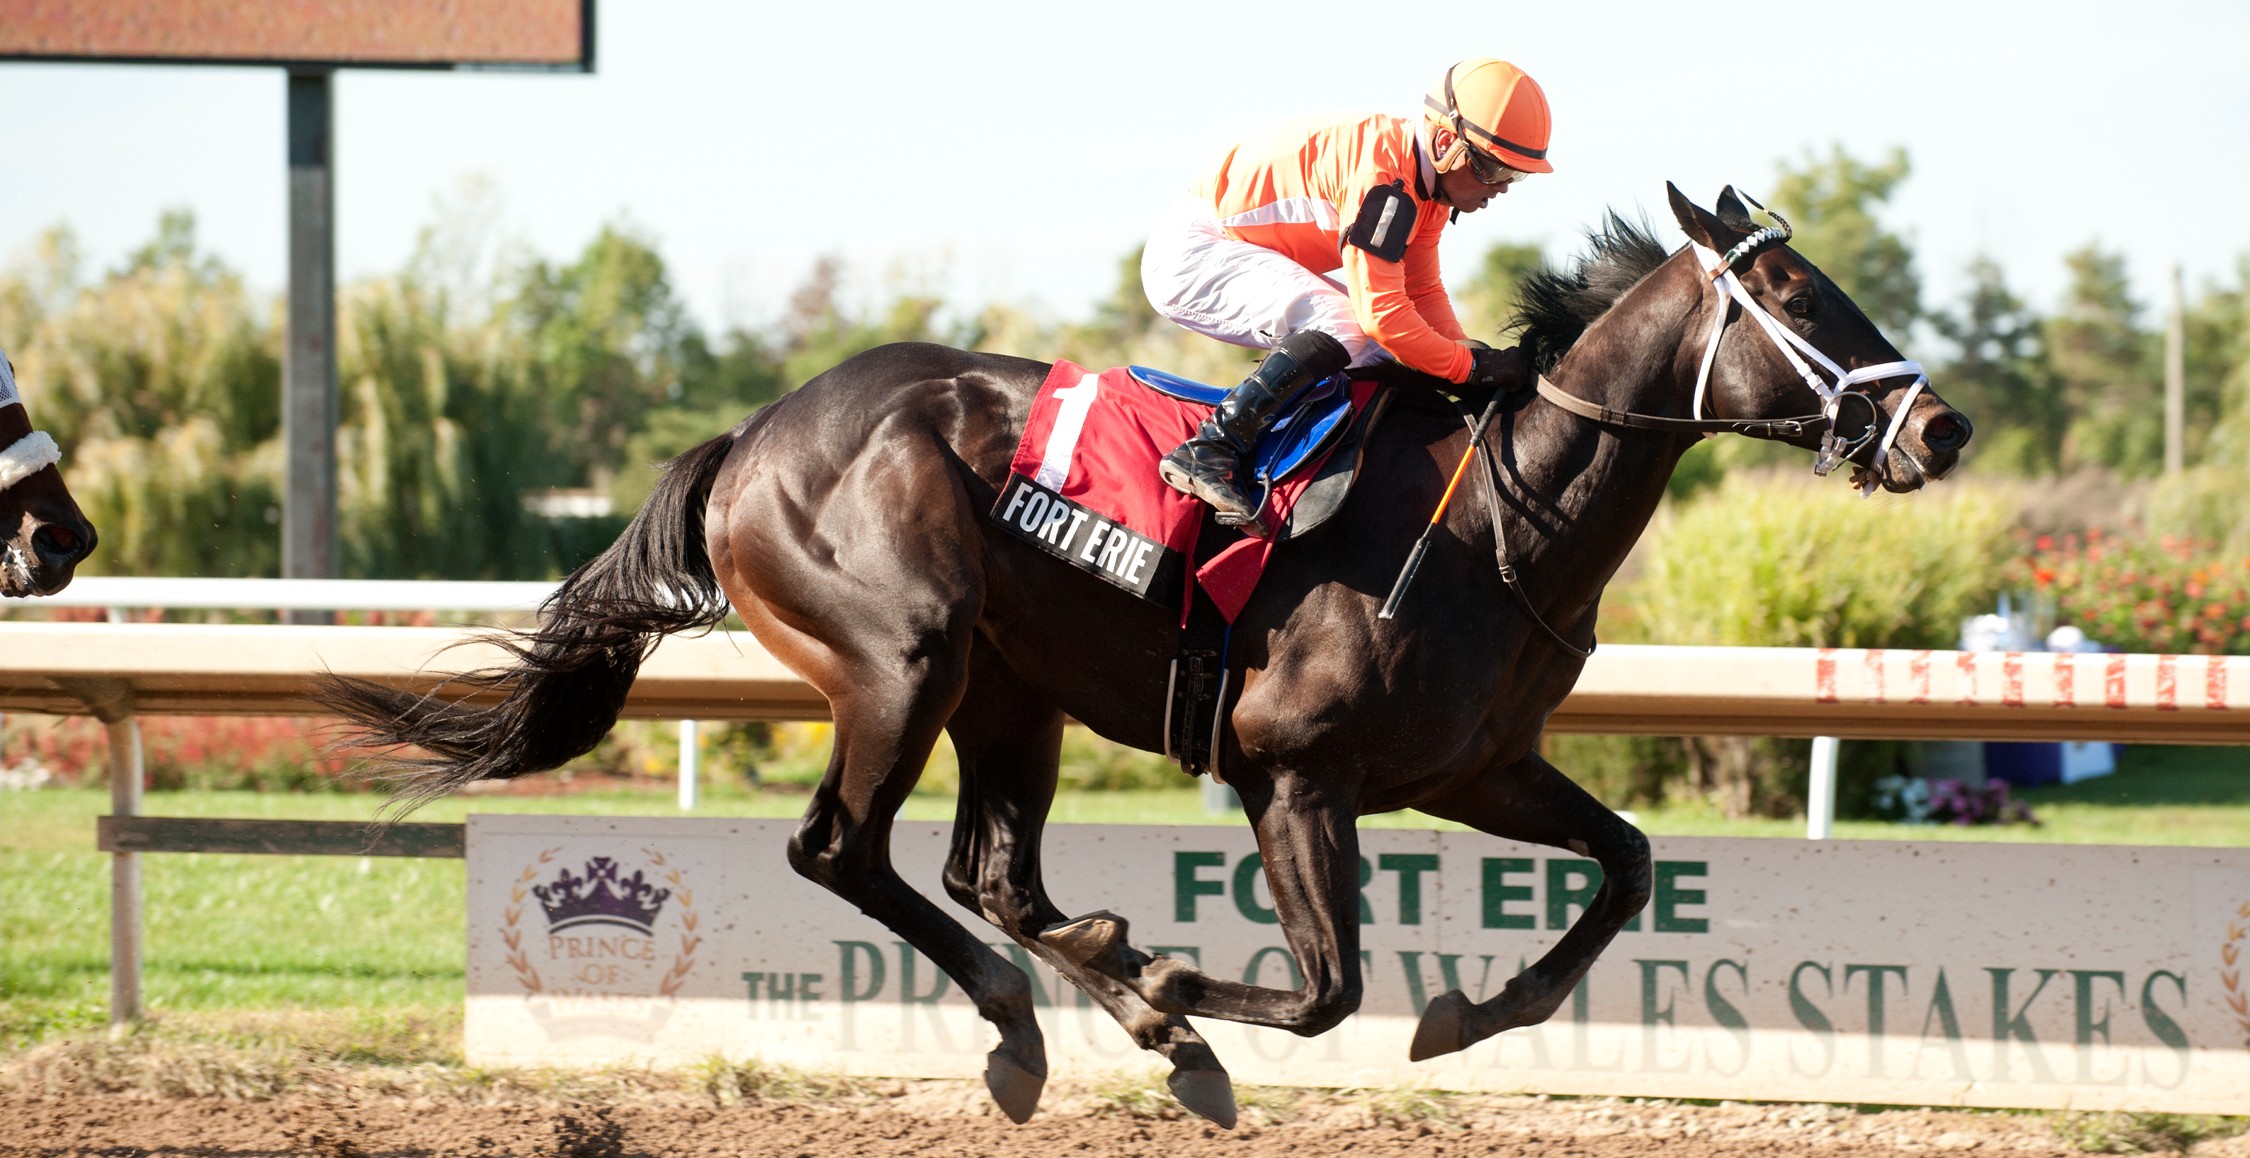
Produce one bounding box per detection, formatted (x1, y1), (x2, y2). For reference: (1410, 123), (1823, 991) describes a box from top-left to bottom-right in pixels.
(1143, 58), (1551, 533)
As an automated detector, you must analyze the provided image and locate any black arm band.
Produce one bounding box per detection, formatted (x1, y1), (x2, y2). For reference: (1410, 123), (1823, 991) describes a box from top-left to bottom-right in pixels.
(1345, 181), (1417, 263)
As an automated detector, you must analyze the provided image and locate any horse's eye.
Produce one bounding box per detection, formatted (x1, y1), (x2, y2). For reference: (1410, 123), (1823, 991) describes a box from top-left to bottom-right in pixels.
(1784, 294), (1815, 319)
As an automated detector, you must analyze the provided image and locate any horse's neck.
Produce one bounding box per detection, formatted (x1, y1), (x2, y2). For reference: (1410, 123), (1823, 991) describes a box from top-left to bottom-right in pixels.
(1490, 257), (1706, 620)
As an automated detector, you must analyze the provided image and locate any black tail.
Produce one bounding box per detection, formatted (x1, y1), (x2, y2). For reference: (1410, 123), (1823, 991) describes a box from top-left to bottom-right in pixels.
(318, 432), (740, 817)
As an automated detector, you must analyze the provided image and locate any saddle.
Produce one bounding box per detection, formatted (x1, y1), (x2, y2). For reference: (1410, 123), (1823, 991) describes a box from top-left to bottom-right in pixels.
(1125, 366), (1400, 778)
(992, 358), (1406, 778)
(1125, 365), (1396, 542)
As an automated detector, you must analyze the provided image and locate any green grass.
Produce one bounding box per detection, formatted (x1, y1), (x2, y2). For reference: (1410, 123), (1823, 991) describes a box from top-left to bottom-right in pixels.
(5, 743), (2244, 1054)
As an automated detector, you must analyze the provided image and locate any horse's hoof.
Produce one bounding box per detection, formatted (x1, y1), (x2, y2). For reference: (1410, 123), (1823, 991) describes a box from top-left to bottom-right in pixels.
(984, 1049), (1046, 1124)
(1040, 910), (1129, 967)
(1167, 1066), (1237, 1129)
(1409, 989), (1473, 1062)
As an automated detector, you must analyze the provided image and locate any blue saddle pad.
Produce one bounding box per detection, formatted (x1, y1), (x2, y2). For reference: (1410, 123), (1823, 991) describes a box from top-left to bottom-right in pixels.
(1126, 365), (1356, 486)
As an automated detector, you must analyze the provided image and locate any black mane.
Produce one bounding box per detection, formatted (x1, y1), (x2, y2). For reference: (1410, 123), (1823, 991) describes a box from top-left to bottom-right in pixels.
(1512, 212), (1672, 373)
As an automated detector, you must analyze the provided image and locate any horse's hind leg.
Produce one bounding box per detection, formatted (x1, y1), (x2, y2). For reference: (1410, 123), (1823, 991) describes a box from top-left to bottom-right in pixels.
(939, 643), (1239, 1128)
(1404, 750), (1652, 1061)
(782, 648), (1054, 1122)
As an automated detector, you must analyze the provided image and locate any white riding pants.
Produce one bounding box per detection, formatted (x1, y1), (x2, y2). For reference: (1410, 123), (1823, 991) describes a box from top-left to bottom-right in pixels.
(1140, 195), (1385, 368)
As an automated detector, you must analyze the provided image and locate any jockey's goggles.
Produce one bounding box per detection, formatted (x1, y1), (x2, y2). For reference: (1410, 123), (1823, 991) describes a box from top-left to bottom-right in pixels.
(1464, 145), (1531, 186)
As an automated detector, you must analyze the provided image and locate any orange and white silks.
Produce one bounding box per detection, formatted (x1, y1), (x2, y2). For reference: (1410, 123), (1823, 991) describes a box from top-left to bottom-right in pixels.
(1140, 113), (1472, 384)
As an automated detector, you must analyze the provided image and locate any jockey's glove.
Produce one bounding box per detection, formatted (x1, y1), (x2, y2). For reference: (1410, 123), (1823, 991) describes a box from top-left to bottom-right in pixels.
(1463, 345), (1533, 396)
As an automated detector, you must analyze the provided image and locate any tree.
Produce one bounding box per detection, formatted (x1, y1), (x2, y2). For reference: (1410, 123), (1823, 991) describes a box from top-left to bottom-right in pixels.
(2048, 244), (2160, 476)
(1452, 240), (1547, 346)
(511, 223), (697, 487)
(5, 210), (283, 577)
(2149, 257), (2250, 549)
(1768, 145), (1920, 336)
(1929, 255), (2063, 474)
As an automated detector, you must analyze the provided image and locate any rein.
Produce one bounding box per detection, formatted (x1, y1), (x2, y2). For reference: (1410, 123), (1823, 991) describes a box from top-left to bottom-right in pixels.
(1472, 400), (1595, 659)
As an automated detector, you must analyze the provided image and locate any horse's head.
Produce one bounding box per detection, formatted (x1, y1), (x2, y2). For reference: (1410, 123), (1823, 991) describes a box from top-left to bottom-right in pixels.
(0, 356), (97, 597)
(1666, 183), (1971, 493)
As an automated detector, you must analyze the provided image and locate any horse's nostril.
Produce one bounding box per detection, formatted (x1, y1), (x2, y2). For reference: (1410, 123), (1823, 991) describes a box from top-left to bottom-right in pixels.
(1923, 411), (1971, 452)
(32, 523), (80, 559)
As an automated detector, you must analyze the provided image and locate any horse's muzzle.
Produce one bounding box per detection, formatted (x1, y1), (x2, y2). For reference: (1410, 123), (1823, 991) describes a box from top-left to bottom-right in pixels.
(5, 506), (97, 597)
(1873, 397), (1973, 493)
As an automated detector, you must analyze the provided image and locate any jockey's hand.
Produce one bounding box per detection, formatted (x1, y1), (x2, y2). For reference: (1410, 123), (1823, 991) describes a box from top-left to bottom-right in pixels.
(1464, 345), (1532, 395)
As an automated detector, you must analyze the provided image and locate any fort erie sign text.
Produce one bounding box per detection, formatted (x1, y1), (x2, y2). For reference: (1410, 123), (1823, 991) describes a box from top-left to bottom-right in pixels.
(467, 816), (2249, 1113)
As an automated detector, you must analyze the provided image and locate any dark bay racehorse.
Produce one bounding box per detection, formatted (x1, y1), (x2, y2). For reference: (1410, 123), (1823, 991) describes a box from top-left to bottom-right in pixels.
(323, 187), (1969, 1126)
(0, 355), (97, 597)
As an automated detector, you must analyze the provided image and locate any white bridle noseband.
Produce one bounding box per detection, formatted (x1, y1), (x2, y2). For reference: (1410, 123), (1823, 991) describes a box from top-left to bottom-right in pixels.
(0, 354), (61, 492)
(1689, 227), (1928, 493)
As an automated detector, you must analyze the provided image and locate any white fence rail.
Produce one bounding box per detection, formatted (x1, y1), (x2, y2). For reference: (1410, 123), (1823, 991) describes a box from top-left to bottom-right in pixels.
(3, 621), (2243, 741)
(25, 576), (557, 612)
(10, 579), (2245, 1030)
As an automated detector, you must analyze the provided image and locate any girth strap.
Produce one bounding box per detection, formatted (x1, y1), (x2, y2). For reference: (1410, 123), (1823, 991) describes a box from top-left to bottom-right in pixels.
(1534, 377), (1823, 442)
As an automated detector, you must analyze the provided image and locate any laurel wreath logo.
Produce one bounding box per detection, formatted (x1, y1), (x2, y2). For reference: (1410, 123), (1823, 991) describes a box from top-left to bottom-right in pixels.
(500, 845), (698, 998)
(501, 846), (560, 994)
(2223, 899), (2250, 1047)
(646, 846), (700, 997)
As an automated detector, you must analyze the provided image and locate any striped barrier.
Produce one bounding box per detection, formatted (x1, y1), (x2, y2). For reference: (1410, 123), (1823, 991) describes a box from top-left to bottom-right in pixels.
(0, 622), (2243, 742)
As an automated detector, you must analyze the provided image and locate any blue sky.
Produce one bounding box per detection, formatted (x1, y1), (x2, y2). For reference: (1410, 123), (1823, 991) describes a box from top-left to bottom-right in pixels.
(2, 0), (2245, 338)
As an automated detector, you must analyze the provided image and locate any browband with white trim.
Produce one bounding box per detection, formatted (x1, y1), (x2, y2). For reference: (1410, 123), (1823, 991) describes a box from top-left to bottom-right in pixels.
(0, 431), (61, 491)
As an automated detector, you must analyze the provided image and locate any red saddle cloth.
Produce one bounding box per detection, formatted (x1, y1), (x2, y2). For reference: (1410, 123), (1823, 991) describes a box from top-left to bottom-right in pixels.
(991, 359), (1373, 624)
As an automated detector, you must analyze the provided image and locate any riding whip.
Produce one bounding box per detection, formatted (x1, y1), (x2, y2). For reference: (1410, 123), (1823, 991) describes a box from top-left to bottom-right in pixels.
(1378, 393), (1505, 620)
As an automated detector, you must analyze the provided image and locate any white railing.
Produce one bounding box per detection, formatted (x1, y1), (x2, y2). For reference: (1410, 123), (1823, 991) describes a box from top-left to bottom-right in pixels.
(26, 576), (557, 612)
(9, 578), (2245, 1029)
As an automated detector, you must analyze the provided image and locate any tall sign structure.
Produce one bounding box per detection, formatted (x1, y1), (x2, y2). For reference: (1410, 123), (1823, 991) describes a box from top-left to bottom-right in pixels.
(1, 1), (594, 597)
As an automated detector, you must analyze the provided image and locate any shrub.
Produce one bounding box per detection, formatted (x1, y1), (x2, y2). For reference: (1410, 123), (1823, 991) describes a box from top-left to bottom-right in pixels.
(1572, 473), (2019, 817)
(2003, 529), (2250, 654)
(1058, 729), (1180, 792)
(1614, 471), (2018, 649)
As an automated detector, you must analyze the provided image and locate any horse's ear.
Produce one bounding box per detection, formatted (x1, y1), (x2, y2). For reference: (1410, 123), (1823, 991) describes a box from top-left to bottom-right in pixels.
(1667, 181), (1739, 252)
(1714, 185), (1758, 232)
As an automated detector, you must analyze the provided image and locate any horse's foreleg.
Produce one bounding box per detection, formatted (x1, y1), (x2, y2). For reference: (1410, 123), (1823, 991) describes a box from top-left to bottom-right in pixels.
(941, 648), (1238, 1128)
(1404, 749), (1651, 1061)
(1050, 772), (1366, 1038)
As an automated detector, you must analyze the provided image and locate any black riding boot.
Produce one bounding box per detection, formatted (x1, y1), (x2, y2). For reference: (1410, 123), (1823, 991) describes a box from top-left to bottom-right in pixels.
(1159, 329), (1350, 536)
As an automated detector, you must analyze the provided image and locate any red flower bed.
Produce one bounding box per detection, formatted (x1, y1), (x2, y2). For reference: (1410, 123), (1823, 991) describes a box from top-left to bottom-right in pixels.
(5, 715), (357, 791)
(2003, 530), (2250, 655)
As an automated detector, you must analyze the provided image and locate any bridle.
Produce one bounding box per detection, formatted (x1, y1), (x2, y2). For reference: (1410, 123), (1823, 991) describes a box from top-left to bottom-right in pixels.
(1465, 201), (1932, 658)
(0, 357), (59, 493)
(1532, 200), (1930, 494)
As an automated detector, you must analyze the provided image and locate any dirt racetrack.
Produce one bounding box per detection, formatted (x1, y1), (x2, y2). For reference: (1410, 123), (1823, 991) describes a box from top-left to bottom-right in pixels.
(10, 1084), (2248, 1158)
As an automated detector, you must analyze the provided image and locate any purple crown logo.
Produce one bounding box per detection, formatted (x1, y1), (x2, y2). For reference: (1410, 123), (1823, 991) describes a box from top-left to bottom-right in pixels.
(533, 856), (671, 935)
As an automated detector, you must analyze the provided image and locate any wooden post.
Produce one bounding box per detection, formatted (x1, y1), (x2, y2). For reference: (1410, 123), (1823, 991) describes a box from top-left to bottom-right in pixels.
(2164, 265), (2185, 476)
(52, 675), (145, 1028)
(105, 715), (144, 1028)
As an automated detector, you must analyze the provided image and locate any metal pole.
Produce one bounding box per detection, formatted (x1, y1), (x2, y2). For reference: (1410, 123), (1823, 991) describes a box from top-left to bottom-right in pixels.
(677, 720), (699, 811)
(107, 715), (144, 1028)
(1201, 777), (1240, 814)
(285, 69), (338, 624)
(1806, 736), (1839, 840)
(2164, 264), (2185, 476)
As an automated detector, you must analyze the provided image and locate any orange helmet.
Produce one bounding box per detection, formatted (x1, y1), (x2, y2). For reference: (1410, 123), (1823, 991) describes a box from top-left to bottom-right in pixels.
(1424, 58), (1553, 176)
